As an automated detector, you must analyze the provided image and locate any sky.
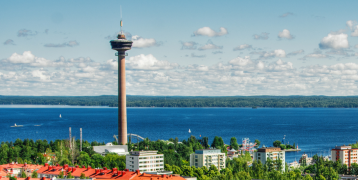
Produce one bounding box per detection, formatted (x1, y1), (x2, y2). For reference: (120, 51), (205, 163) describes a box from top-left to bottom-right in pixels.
(1, 1), (358, 96)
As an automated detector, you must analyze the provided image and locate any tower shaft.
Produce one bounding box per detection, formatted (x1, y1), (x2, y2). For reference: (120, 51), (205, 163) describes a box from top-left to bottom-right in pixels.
(118, 55), (127, 145)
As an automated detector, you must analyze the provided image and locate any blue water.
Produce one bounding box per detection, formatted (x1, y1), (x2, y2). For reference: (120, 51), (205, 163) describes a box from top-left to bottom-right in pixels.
(0, 105), (357, 163)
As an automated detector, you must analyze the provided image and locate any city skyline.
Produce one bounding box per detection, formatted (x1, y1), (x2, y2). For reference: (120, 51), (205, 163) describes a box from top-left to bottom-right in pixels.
(1, 1), (358, 96)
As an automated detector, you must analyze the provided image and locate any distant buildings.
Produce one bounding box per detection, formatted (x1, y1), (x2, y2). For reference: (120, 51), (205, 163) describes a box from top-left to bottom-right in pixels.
(36, 163), (185, 180)
(0, 163), (43, 177)
(126, 150), (165, 173)
(93, 143), (129, 156)
(189, 149), (226, 170)
(253, 147), (285, 171)
(331, 145), (358, 166)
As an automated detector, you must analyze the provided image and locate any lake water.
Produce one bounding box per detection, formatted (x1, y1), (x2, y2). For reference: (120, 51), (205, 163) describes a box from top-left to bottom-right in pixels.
(0, 105), (357, 163)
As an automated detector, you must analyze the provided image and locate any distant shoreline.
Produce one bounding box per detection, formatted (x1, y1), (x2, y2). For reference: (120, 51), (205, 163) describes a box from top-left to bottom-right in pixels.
(1, 104), (358, 109)
(2, 96), (358, 108)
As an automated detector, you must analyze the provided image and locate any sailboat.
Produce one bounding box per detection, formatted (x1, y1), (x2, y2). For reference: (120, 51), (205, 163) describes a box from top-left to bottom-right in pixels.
(59, 114), (62, 118)
(188, 129), (191, 133)
(11, 123), (23, 127)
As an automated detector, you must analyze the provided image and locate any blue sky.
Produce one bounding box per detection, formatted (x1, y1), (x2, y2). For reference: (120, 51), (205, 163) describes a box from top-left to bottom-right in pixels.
(1, 1), (358, 96)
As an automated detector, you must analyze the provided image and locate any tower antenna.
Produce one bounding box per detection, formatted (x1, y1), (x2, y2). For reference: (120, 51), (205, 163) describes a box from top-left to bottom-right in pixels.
(120, 6), (123, 34)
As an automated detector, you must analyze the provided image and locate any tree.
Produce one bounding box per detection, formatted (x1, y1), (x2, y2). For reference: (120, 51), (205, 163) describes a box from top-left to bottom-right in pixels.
(80, 173), (86, 179)
(303, 174), (313, 180)
(67, 172), (74, 179)
(254, 139), (261, 148)
(58, 171), (64, 178)
(273, 140), (281, 147)
(31, 171), (38, 178)
(77, 152), (91, 166)
(211, 136), (224, 149)
(230, 137), (239, 150)
(21, 171), (27, 178)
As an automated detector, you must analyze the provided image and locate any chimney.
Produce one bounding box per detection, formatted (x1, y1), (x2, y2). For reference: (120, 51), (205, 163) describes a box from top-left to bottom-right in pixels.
(162, 175), (167, 178)
(112, 168), (117, 173)
(75, 165), (79, 168)
(45, 163), (49, 167)
(87, 166), (91, 170)
(136, 170), (140, 175)
(41, 177), (45, 180)
(26, 177), (30, 180)
(48, 166), (52, 170)
(103, 167), (107, 170)
(82, 165), (85, 168)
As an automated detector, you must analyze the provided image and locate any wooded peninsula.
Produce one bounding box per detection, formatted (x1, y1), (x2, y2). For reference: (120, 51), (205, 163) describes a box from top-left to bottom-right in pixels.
(1, 95), (358, 108)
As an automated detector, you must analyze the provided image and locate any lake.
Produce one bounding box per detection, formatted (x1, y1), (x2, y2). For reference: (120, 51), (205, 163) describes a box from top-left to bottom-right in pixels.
(0, 105), (356, 163)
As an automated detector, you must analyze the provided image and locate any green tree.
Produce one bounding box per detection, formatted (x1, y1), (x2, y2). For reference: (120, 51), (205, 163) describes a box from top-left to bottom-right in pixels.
(31, 171), (38, 178)
(58, 171), (64, 178)
(67, 172), (74, 179)
(254, 139), (260, 148)
(303, 174), (313, 180)
(77, 152), (91, 166)
(20, 171), (27, 178)
(273, 140), (281, 147)
(80, 173), (86, 179)
(230, 137), (239, 150)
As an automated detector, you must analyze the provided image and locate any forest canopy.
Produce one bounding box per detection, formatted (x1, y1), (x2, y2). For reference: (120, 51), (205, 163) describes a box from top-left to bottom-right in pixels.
(1, 95), (358, 108)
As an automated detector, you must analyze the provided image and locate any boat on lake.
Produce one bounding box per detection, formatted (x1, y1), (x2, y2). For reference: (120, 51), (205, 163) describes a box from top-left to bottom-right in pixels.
(59, 114), (62, 118)
(188, 129), (191, 133)
(11, 123), (23, 127)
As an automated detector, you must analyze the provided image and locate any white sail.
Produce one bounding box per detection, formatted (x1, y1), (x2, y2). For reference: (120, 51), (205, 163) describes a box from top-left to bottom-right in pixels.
(59, 114), (62, 118)
(188, 129), (191, 133)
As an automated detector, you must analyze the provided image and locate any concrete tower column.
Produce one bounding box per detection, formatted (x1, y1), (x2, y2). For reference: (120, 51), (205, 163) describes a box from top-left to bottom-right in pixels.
(118, 54), (127, 144)
(110, 34), (132, 145)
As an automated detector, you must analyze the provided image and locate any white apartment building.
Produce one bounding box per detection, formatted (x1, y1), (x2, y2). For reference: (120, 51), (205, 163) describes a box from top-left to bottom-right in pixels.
(189, 149), (226, 170)
(253, 147), (285, 172)
(126, 150), (164, 173)
(332, 145), (358, 166)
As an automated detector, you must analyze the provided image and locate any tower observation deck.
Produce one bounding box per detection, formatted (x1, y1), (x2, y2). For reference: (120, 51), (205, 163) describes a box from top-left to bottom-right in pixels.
(110, 33), (133, 145)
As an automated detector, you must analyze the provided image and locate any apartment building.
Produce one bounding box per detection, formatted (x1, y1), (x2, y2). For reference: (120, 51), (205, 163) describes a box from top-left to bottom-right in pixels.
(126, 150), (164, 173)
(331, 145), (358, 167)
(253, 147), (285, 172)
(189, 149), (226, 170)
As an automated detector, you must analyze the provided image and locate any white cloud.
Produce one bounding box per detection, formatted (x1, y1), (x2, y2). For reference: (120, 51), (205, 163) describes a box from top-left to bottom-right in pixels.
(193, 27), (228, 37)
(347, 20), (358, 37)
(3, 39), (15, 45)
(287, 49), (304, 56)
(253, 32), (269, 40)
(181, 41), (197, 50)
(126, 54), (178, 70)
(17, 29), (37, 37)
(233, 44), (252, 51)
(278, 29), (294, 39)
(260, 49), (286, 59)
(132, 35), (158, 48)
(44, 40), (79, 47)
(319, 33), (349, 49)
(7, 51), (35, 64)
(4, 51), (358, 96)
(198, 41), (223, 50)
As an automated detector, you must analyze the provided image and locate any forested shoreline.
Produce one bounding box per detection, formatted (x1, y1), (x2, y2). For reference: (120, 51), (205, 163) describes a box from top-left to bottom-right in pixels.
(1, 95), (358, 108)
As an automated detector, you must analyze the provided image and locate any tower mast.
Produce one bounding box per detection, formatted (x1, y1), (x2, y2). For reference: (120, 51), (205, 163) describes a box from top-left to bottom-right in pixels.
(110, 7), (132, 145)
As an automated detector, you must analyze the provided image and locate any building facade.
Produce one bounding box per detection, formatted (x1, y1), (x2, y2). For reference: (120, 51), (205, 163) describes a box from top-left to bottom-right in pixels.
(189, 149), (226, 170)
(253, 147), (285, 172)
(126, 151), (164, 173)
(331, 145), (358, 167)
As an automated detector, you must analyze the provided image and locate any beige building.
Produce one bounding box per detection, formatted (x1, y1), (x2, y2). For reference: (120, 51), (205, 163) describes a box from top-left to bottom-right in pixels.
(331, 145), (358, 167)
(189, 149), (226, 170)
(253, 147), (285, 171)
(126, 150), (164, 173)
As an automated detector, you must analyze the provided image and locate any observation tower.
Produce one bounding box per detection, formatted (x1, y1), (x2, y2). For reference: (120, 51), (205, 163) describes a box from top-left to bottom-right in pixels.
(110, 19), (132, 145)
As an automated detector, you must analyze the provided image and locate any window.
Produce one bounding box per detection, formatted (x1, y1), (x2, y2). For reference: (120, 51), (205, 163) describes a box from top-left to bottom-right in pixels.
(195, 155), (198, 158)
